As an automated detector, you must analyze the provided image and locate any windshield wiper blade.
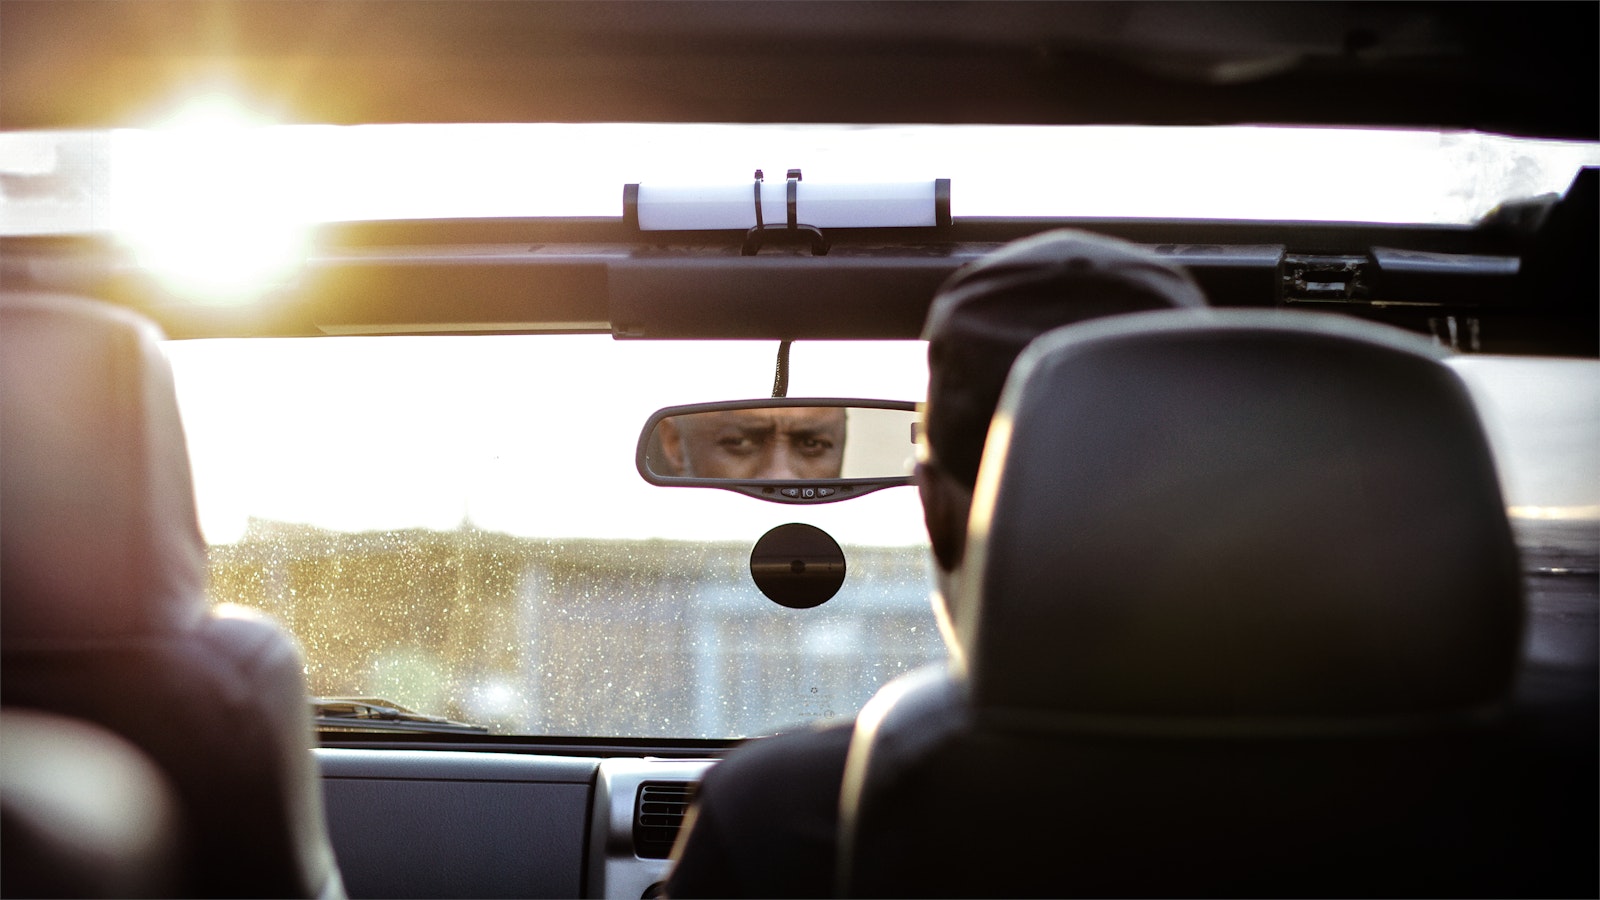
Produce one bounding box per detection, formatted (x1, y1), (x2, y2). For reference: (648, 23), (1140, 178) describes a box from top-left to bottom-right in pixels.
(312, 697), (489, 735)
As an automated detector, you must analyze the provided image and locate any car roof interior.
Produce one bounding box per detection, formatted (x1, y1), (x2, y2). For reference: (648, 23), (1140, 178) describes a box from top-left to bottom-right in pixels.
(3, 1), (1595, 138)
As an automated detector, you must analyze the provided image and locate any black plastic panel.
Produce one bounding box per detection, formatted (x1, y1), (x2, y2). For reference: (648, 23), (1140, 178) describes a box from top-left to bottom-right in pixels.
(316, 749), (596, 899)
(609, 254), (963, 339)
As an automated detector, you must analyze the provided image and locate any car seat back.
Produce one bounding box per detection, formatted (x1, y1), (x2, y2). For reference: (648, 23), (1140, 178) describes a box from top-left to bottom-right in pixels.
(840, 310), (1553, 897)
(1, 293), (344, 899)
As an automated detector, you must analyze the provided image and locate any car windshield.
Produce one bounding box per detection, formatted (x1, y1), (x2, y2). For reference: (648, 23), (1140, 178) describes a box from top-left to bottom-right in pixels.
(156, 332), (1599, 739)
(166, 335), (944, 738)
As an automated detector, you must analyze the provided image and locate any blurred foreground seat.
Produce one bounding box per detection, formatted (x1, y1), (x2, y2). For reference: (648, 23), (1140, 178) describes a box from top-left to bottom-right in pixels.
(1, 292), (345, 899)
(1, 708), (182, 898)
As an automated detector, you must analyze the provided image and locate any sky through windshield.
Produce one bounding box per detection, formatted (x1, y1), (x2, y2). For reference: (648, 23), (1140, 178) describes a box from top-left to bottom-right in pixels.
(3, 123), (1598, 237)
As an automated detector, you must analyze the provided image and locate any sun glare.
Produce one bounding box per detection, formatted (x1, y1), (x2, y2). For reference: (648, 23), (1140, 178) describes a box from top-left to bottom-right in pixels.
(111, 92), (312, 304)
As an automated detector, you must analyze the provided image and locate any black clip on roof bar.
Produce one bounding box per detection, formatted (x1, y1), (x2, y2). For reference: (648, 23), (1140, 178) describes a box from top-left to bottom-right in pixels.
(743, 168), (830, 257)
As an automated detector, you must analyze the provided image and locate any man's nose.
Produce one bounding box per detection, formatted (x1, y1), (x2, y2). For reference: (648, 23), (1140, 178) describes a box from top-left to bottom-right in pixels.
(762, 448), (802, 480)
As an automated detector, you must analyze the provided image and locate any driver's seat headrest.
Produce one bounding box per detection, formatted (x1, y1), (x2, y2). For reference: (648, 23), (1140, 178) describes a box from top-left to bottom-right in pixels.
(1, 292), (208, 646)
(952, 310), (1523, 729)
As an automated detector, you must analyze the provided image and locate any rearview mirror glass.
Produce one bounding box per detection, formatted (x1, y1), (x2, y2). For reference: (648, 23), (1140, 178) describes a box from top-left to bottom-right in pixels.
(637, 399), (918, 504)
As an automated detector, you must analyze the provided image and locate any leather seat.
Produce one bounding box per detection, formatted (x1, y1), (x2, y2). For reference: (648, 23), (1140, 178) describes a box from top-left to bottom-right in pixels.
(1, 292), (344, 899)
(1, 708), (183, 898)
(838, 310), (1569, 897)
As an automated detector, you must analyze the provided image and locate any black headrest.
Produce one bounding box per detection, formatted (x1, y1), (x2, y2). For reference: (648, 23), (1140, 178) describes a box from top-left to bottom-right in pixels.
(1, 293), (208, 646)
(952, 310), (1523, 729)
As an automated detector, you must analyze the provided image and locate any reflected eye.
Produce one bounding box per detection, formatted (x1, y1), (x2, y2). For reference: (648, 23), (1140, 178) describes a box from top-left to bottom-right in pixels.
(717, 435), (760, 456)
(795, 437), (835, 458)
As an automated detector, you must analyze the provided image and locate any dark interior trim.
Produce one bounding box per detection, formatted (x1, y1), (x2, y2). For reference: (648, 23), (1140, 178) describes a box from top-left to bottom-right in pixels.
(2, 193), (1591, 355)
(4, 2), (1594, 139)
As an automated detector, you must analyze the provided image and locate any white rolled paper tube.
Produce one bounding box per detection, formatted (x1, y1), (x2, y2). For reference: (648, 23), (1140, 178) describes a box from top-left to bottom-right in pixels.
(795, 181), (941, 228)
(631, 180), (947, 230)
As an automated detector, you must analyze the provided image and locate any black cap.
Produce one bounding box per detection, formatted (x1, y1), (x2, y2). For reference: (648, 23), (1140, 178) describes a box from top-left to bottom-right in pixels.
(922, 229), (1207, 488)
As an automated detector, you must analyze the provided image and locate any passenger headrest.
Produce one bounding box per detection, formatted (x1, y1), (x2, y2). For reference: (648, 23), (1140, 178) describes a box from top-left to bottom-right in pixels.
(1, 293), (207, 646)
(954, 310), (1522, 729)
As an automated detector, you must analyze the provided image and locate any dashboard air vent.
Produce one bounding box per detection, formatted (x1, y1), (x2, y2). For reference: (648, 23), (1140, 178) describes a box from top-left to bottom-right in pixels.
(634, 781), (695, 859)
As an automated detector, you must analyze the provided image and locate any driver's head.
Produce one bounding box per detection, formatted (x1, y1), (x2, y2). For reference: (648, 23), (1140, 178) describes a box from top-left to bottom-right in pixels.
(659, 406), (848, 480)
(917, 229), (1207, 573)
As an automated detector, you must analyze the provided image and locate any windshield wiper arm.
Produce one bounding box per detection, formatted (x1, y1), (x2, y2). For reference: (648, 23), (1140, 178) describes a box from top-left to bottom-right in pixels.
(312, 697), (490, 735)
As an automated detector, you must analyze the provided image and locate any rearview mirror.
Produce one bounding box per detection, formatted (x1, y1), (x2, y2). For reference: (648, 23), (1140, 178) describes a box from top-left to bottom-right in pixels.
(637, 399), (918, 503)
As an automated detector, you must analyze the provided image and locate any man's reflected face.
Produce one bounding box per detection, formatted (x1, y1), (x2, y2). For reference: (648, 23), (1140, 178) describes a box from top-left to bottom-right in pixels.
(658, 407), (847, 479)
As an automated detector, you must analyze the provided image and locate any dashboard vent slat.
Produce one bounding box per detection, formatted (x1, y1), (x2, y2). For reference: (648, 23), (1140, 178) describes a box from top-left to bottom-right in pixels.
(634, 781), (695, 859)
